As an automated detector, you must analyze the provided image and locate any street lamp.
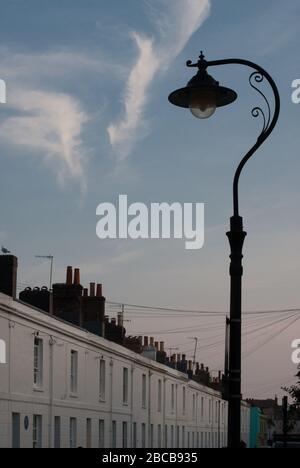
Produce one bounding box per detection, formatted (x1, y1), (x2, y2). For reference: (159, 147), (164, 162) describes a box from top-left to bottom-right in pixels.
(168, 51), (280, 448)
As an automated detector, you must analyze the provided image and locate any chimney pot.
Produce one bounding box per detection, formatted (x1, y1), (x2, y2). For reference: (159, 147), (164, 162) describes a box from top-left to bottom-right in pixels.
(155, 341), (159, 350)
(90, 282), (95, 297)
(74, 268), (80, 285)
(66, 266), (73, 285)
(150, 337), (154, 347)
(117, 313), (122, 327)
(96, 284), (103, 297)
(159, 342), (164, 352)
(144, 336), (149, 347)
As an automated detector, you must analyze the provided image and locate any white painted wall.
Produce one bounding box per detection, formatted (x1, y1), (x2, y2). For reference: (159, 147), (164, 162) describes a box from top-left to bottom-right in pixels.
(0, 293), (250, 448)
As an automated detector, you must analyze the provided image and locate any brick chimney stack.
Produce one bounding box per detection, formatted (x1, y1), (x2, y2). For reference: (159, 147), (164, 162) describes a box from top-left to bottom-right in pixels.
(82, 282), (106, 338)
(156, 341), (167, 365)
(52, 266), (83, 326)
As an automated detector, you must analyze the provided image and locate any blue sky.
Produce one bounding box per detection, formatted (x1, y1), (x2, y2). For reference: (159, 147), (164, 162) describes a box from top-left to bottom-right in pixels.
(0, 0), (300, 397)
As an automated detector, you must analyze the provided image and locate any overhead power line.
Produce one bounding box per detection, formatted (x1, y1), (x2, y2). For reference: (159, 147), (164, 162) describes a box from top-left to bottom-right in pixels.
(107, 301), (300, 316)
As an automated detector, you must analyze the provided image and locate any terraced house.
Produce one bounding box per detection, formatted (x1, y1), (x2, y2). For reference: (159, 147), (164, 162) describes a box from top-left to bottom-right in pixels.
(0, 255), (250, 448)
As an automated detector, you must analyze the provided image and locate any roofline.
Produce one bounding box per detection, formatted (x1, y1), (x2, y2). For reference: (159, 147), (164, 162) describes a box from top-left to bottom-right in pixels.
(0, 292), (223, 398)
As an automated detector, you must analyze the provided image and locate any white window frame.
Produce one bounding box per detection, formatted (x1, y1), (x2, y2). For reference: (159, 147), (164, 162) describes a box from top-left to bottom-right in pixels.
(99, 419), (105, 448)
(54, 416), (61, 449)
(157, 424), (162, 449)
(171, 384), (175, 412)
(122, 421), (128, 448)
(192, 394), (196, 416)
(170, 425), (174, 448)
(142, 374), (147, 409)
(164, 425), (168, 447)
(158, 379), (162, 412)
(33, 415), (42, 449)
(123, 368), (129, 405)
(99, 359), (106, 401)
(70, 417), (77, 448)
(209, 399), (212, 422)
(70, 350), (78, 394)
(182, 387), (186, 414)
(150, 424), (154, 448)
(201, 397), (204, 420)
(112, 421), (117, 448)
(86, 418), (92, 449)
(132, 422), (137, 449)
(33, 337), (43, 388)
(141, 423), (146, 448)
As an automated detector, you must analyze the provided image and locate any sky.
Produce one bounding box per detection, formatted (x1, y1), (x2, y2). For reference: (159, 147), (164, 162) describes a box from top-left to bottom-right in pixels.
(0, 0), (300, 399)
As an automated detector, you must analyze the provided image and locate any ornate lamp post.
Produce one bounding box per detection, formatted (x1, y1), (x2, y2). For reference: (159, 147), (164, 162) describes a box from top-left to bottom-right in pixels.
(168, 52), (280, 448)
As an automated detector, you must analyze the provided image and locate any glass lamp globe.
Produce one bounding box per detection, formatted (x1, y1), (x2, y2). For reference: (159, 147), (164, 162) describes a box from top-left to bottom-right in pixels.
(189, 91), (217, 119)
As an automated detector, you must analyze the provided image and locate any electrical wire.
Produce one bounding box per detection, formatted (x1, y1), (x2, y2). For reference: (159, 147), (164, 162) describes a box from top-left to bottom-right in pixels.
(107, 300), (300, 316)
(243, 315), (300, 359)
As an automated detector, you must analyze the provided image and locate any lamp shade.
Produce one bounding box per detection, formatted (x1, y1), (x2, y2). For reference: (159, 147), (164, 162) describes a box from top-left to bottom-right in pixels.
(168, 69), (237, 118)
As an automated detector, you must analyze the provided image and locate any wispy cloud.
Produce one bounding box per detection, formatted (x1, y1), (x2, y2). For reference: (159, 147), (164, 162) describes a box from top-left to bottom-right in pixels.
(0, 89), (88, 189)
(107, 0), (211, 161)
(0, 49), (122, 84)
(0, 50), (116, 188)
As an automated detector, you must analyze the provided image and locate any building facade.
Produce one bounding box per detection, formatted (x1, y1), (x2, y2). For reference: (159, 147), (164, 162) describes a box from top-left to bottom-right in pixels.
(0, 256), (251, 448)
(0, 292), (232, 448)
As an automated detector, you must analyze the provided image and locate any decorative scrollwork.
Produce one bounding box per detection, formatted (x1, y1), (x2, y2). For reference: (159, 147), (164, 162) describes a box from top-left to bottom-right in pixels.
(251, 107), (266, 133)
(249, 72), (272, 136)
(186, 51), (207, 69)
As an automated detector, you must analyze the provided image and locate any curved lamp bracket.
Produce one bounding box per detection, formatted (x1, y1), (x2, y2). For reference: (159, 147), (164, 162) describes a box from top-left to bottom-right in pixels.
(187, 54), (281, 217)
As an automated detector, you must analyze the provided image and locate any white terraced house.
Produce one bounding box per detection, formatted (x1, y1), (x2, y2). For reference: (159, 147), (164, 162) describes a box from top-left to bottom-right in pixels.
(0, 255), (250, 448)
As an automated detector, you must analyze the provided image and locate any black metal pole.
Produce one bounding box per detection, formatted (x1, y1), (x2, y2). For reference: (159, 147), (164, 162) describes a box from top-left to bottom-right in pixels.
(283, 396), (288, 449)
(227, 215), (246, 448)
(203, 58), (280, 448)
